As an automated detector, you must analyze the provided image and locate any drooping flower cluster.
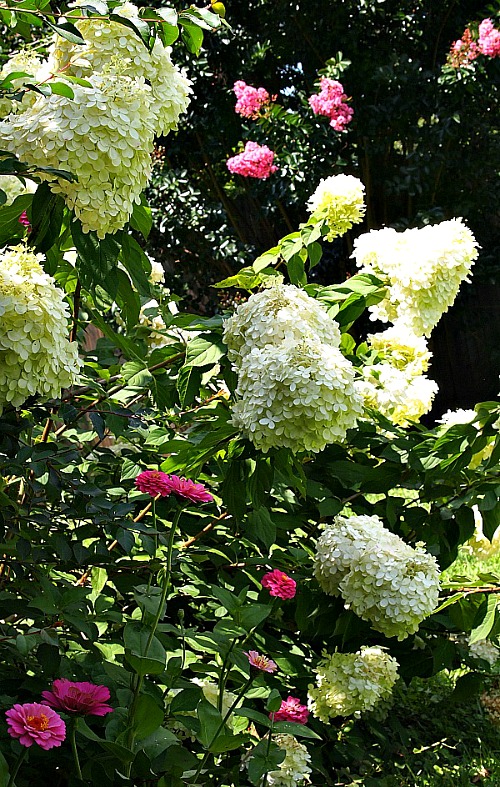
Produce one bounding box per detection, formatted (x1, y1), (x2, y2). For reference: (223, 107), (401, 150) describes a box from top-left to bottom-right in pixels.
(261, 569), (297, 600)
(478, 18), (500, 57)
(307, 647), (399, 721)
(365, 325), (431, 375)
(353, 218), (478, 337)
(0, 1), (191, 237)
(308, 77), (353, 131)
(233, 80), (270, 118)
(307, 174), (365, 241)
(314, 514), (440, 639)
(271, 696), (309, 725)
(41, 679), (113, 716)
(226, 141), (278, 179)
(6, 703), (66, 750)
(267, 734), (312, 787)
(224, 284), (362, 453)
(0, 244), (81, 412)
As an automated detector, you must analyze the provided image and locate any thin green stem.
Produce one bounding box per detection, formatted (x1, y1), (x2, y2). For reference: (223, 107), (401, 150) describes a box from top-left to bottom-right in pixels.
(192, 676), (254, 784)
(69, 719), (83, 782)
(7, 748), (28, 787)
(260, 718), (275, 787)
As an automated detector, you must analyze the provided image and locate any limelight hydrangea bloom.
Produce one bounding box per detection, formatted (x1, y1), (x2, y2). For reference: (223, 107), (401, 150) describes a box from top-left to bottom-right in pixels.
(223, 284), (341, 366)
(469, 638), (500, 666)
(0, 175), (36, 206)
(231, 337), (363, 453)
(267, 734), (312, 787)
(356, 363), (438, 426)
(0, 73), (156, 238)
(48, 1), (191, 136)
(438, 408), (477, 427)
(353, 219), (479, 337)
(307, 174), (365, 241)
(0, 49), (45, 116)
(307, 647), (399, 721)
(0, 244), (81, 411)
(314, 514), (441, 640)
(366, 324), (431, 375)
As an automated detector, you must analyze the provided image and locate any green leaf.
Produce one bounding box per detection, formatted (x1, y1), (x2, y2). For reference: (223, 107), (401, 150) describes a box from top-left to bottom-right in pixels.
(27, 184), (65, 253)
(130, 196), (153, 239)
(49, 81), (74, 99)
(180, 20), (204, 54)
(287, 253), (307, 286)
(45, 19), (86, 44)
(176, 365), (202, 408)
(469, 595), (498, 644)
(0, 193), (32, 246)
(120, 233), (152, 296)
(197, 698), (224, 749)
(307, 241), (322, 268)
(185, 336), (225, 368)
(234, 708), (271, 728)
(266, 689), (282, 713)
(247, 508), (276, 550)
(72, 219), (121, 297)
(210, 733), (248, 753)
(134, 694), (164, 739)
(272, 720), (321, 739)
(124, 622), (167, 675)
(450, 672), (483, 703)
(0, 750), (9, 787)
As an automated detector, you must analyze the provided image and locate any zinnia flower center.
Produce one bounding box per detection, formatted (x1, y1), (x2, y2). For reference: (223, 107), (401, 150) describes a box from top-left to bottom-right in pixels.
(26, 713), (49, 731)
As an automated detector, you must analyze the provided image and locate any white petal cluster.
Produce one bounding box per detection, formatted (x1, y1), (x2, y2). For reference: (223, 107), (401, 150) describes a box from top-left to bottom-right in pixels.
(307, 174), (366, 241)
(307, 647), (399, 721)
(224, 284), (362, 453)
(48, 1), (191, 136)
(0, 175), (36, 206)
(356, 363), (438, 427)
(366, 324), (431, 375)
(223, 283), (341, 365)
(353, 219), (478, 337)
(0, 73), (156, 238)
(469, 638), (500, 666)
(314, 514), (441, 639)
(0, 1), (191, 237)
(0, 244), (81, 411)
(437, 408), (477, 428)
(0, 49), (45, 116)
(139, 298), (187, 351)
(267, 734), (312, 787)
(148, 257), (166, 284)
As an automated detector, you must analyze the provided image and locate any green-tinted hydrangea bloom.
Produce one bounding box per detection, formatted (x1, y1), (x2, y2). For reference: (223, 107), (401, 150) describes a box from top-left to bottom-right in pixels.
(307, 174), (366, 241)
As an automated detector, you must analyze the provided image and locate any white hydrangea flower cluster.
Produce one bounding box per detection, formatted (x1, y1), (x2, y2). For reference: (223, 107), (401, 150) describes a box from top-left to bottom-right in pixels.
(366, 325), (431, 375)
(356, 363), (438, 427)
(468, 638), (500, 666)
(353, 219), (478, 337)
(0, 175), (36, 206)
(48, 0), (191, 136)
(437, 408), (477, 428)
(224, 284), (362, 453)
(0, 49), (45, 116)
(138, 298), (188, 351)
(0, 244), (81, 411)
(148, 256), (166, 285)
(307, 647), (399, 721)
(307, 174), (366, 241)
(0, 1), (191, 237)
(267, 734), (312, 787)
(314, 514), (441, 639)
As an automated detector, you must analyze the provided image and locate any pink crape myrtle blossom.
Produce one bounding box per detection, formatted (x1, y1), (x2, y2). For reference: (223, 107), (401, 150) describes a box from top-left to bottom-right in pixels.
(226, 141), (278, 179)
(41, 679), (113, 716)
(478, 18), (500, 57)
(308, 77), (354, 131)
(6, 703), (66, 750)
(261, 569), (297, 600)
(448, 27), (479, 66)
(162, 474), (214, 503)
(234, 80), (270, 118)
(245, 650), (278, 673)
(270, 696), (310, 724)
(135, 470), (173, 497)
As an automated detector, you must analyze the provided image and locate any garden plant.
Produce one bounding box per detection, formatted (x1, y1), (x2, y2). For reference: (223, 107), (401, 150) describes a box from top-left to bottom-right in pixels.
(0, 1), (499, 786)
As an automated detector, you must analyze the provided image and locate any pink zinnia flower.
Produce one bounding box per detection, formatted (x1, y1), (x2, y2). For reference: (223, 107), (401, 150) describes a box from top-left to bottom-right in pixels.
(309, 77), (354, 131)
(135, 470), (173, 497)
(270, 696), (310, 725)
(478, 18), (500, 57)
(41, 679), (113, 716)
(245, 650), (278, 673)
(233, 80), (270, 118)
(6, 703), (66, 750)
(162, 474), (213, 503)
(261, 569), (297, 600)
(226, 141), (278, 179)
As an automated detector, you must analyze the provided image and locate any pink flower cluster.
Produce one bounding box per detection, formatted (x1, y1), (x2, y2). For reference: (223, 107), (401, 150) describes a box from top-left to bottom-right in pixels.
(261, 569), (296, 600)
(5, 680), (113, 751)
(449, 18), (500, 66)
(135, 471), (213, 503)
(270, 695), (309, 725)
(308, 77), (354, 131)
(226, 141), (278, 179)
(234, 80), (270, 118)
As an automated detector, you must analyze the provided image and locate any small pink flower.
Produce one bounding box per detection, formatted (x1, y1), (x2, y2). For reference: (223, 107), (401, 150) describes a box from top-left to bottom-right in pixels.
(163, 474), (213, 503)
(18, 211), (31, 229)
(270, 696), (309, 724)
(245, 650), (278, 673)
(261, 569), (297, 600)
(135, 470), (173, 497)
(226, 141), (278, 179)
(41, 679), (113, 716)
(234, 80), (270, 118)
(6, 703), (66, 750)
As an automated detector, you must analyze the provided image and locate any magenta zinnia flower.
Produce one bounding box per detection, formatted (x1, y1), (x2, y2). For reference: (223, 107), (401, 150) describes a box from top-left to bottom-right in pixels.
(6, 703), (66, 750)
(261, 569), (297, 600)
(135, 470), (173, 497)
(41, 679), (113, 716)
(245, 650), (278, 673)
(270, 696), (309, 724)
(163, 474), (214, 503)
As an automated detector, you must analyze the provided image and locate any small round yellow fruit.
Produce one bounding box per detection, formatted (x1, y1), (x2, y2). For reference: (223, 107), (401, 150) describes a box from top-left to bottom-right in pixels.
(211, 1), (226, 17)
